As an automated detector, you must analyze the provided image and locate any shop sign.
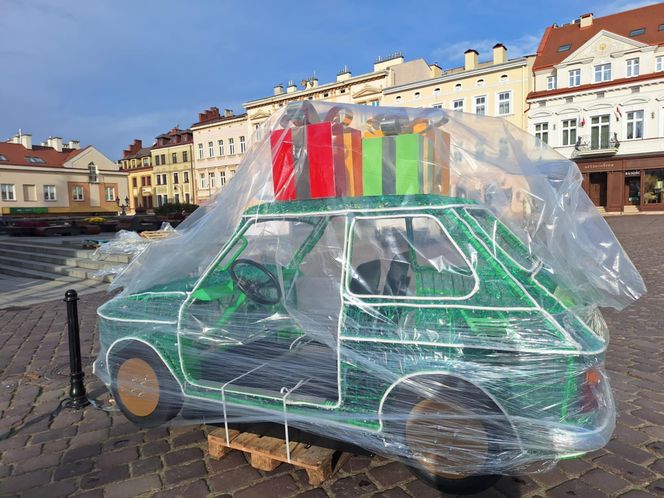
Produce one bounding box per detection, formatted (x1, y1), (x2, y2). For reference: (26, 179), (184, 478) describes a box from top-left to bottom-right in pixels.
(580, 161), (615, 171)
(9, 207), (48, 214)
(625, 170), (640, 177)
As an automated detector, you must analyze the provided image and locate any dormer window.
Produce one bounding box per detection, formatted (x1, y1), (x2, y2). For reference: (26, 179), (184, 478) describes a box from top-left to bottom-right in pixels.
(25, 156), (45, 164)
(88, 163), (99, 183)
(557, 44), (572, 53)
(0, 154), (7, 161)
(629, 28), (645, 37)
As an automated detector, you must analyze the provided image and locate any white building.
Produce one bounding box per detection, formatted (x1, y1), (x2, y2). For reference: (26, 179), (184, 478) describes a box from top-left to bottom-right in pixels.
(527, 5), (664, 212)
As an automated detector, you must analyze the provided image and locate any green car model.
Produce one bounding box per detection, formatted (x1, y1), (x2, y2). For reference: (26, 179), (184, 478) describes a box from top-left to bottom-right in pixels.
(94, 194), (613, 493)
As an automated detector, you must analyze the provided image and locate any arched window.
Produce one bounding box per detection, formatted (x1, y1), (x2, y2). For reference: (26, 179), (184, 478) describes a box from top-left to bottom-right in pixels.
(500, 74), (508, 83)
(454, 83), (462, 91)
(414, 91), (421, 100)
(433, 88), (441, 97)
(476, 79), (485, 87)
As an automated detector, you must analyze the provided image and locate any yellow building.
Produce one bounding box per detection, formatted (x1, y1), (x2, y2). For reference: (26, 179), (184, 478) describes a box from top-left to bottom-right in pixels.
(119, 139), (154, 213)
(382, 45), (535, 130)
(150, 128), (195, 206)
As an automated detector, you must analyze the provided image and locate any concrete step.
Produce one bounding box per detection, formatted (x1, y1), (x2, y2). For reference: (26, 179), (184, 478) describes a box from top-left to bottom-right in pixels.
(0, 240), (130, 263)
(623, 205), (639, 214)
(0, 254), (113, 283)
(0, 263), (81, 282)
(0, 247), (120, 271)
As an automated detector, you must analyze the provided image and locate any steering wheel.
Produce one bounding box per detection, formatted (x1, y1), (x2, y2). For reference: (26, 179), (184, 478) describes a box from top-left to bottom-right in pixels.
(228, 258), (282, 305)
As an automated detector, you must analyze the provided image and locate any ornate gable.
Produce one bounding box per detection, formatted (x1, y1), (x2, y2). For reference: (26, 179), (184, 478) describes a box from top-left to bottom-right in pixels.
(559, 30), (648, 66)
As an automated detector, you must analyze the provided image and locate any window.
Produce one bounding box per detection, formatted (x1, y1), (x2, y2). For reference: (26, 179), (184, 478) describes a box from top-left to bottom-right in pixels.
(534, 123), (549, 144)
(454, 83), (462, 91)
(23, 185), (36, 201)
(395, 96), (402, 102)
(209, 172), (215, 189)
(240, 136), (246, 153)
(626, 58), (640, 77)
(184, 171), (189, 183)
(199, 173), (206, 189)
(561, 119), (577, 146)
(182, 150), (188, 162)
(161, 174), (167, 185)
(497, 91), (511, 115)
(660, 23), (664, 31)
(43, 185), (56, 201)
(644, 169), (664, 205)
(230, 169), (236, 176)
(590, 115), (611, 149)
(414, 91), (421, 100)
(143, 157), (150, 166)
(132, 177), (138, 187)
(220, 171), (226, 186)
(0, 154), (6, 161)
(155, 155), (161, 166)
(594, 63), (611, 83)
(657, 56), (664, 72)
(626, 110), (644, 139)
(185, 193), (190, 203)
(141, 176), (147, 186)
(173, 172), (179, 184)
(499, 74), (508, 83)
(473, 95), (486, 116)
(198, 143), (204, 159)
(208, 141), (214, 157)
(452, 99), (464, 112)
(433, 103), (443, 109)
(175, 193), (180, 204)
(569, 69), (581, 87)
(157, 194), (163, 207)
(104, 186), (115, 202)
(433, 88), (440, 97)
(160, 154), (166, 165)
(146, 176), (151, 186)
(557, 44), (571, 52)
(156, 174), (162, 186)
(629, 28), (645, 37)
(218, 139), (224, 156)
(229, 138), (235, 155)
(1, 184), (16, 201)
(547, 75), (557, 90)
(88, 163), (98, 183)
(476, 79), (485, 87)
(25, 156), (45, 164)
(172, 152), (178, 164)
(349, 216), (475, 298)
(72, 186), (84, 201)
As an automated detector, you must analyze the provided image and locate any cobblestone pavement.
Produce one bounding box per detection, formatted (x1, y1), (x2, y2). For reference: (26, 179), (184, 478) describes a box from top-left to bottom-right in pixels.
(1, 215), (663, 498)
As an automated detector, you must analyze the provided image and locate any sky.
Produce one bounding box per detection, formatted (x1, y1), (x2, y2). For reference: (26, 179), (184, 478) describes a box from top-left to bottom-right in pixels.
(0, 0), (659, 159)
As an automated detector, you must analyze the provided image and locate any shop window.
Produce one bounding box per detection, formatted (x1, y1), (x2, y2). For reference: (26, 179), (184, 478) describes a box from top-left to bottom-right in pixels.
(644, 169), (664, 205)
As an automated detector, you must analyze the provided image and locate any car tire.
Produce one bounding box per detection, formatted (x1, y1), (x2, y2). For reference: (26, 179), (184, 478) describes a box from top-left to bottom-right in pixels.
(109, 343), (183, 428)
(383, 376), (505, 495)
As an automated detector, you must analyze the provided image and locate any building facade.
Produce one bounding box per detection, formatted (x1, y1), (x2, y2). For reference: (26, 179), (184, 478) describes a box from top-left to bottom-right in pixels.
(150, 128), (195, 206)
(383, 45), (535, 130)
(190, 107), (248, 203)
(119, 139), (154, 213)
(527, 4), (664, 212)
(243, 54), (441, 129)
(0, 133), (128, 216)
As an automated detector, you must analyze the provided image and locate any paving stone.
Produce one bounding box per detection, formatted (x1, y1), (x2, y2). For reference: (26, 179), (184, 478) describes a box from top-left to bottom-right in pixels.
(606, 438), (655, 464)
(96, 446), (139, 469)
(209, 465), (262, 493)
(63, 442), (103, 462)
(171, 429), (206, 448)
(647, 479), (664, 496)
(619, 491), (657, 498)
(22, 478), (78, 498)
(368, 461), (414, 487)
(163, 460), (208, 485)
(1, 443), (42, 464)
(132, 455), (163, 476)
(580, 468), (630, 494)
(330, 474), (377, 496)
(294, 489), (329, 498)
(105, 475), (162, 498)
(206, 450), (247, 474)
(13, 450), (60, 474)
(53, 458), (95, 481)
(79, 464), (131, 489)
(163, 446), (204, 466)
(547, 479), (607, 498)
(234, 474), (301, 498)
(1, 468), (53, 493)
(595, 453), (657, 484)
(150, 479), (210, 498)
(404, 478), (445, 498)
(341, 454), (373, 474)
(143, 440), (171, 457)
(371, 487), (411, 498)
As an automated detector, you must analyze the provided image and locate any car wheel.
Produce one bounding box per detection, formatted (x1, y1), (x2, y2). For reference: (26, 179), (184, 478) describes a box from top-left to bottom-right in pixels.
(384, 377), (504, 495)
(109, 343), (183, 428)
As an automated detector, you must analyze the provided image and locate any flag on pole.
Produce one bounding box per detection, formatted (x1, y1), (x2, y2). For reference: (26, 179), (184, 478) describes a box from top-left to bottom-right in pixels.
(615, 105), (623, 121)
(580, 116), (586, 127)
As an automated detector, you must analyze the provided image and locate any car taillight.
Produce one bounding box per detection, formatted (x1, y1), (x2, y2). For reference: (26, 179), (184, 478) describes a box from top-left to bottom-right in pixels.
(580, 366), (602, 413)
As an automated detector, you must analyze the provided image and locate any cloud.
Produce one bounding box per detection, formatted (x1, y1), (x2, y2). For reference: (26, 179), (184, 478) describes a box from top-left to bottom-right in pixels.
(593, 0), (659, 17)
(432, 33), (542, 67)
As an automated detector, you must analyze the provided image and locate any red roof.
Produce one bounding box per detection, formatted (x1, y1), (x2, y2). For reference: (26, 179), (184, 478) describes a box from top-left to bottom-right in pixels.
(0, 142), (86, 168)
(533, 4), (664, 71)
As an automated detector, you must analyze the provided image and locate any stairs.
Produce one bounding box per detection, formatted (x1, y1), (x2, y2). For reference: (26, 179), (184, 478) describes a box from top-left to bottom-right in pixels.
(623, 205), (639, 215)
(0, 239), (130, 284)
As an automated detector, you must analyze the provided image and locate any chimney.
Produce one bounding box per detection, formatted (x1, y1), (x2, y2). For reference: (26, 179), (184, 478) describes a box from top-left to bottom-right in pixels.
(337, 65), (351, 82)
(19, 133), (32, 149)
(68, 140), (80, 150)
(224, 109), (233, 118)
(493, 43), (507, 65)
(49, 137), (63, 152)
(273, 83), (284, 95)
(579, 12), (593, 28)
(373, 52), (404, 72)
(464, 49), (479, 71)
(287, 80), (297, 93)
(311, 76), (318, 88)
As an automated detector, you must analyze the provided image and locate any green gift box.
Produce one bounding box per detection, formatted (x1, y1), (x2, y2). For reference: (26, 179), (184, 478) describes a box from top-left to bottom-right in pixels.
(361, 130), (450, 197)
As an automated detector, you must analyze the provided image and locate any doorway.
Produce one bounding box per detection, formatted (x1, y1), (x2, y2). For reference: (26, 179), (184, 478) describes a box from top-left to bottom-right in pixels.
(624, 175), (640, 206)
(589, 172), (607, 207)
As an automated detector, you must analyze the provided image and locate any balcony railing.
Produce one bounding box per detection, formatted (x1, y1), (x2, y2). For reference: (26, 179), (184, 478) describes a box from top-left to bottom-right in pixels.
(574, 133), (620, 157)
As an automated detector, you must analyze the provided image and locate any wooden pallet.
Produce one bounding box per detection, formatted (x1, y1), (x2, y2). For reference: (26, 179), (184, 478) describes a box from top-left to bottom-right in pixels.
(208, 427), (351, 485)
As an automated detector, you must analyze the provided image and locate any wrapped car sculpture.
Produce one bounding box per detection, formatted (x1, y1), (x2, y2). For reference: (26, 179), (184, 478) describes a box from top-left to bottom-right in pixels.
(94, 102), (644, 494)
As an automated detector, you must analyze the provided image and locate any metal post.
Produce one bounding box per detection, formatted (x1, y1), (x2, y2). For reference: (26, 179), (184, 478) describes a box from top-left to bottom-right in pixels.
(64, 289), (90, 409)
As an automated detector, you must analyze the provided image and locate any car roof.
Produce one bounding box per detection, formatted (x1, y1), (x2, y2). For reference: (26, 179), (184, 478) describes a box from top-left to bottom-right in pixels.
(242, 194), (477, 218)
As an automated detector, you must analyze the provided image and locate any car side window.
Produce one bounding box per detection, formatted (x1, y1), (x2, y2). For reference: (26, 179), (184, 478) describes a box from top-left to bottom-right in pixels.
(349, 216), (475, 298)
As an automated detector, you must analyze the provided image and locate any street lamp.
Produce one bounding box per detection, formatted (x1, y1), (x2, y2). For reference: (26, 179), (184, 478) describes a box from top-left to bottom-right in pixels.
(116, 196), (130, 216)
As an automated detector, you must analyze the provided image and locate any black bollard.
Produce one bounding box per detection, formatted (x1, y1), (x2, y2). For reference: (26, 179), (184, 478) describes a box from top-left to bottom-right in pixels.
(64, 289), (90, 409)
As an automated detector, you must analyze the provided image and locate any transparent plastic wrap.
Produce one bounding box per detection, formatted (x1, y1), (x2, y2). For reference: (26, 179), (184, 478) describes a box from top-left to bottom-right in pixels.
(93, 102), (645, 487)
